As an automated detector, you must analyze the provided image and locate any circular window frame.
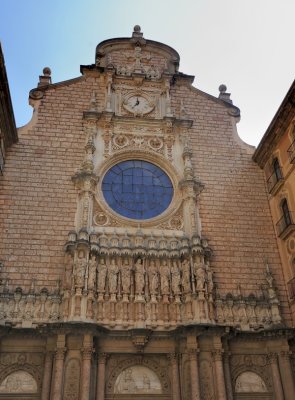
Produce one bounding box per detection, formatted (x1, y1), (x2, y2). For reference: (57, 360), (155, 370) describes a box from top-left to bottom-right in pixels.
(95, 150), (182, 227)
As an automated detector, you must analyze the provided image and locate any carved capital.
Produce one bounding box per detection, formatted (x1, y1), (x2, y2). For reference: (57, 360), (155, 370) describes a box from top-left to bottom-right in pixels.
(167, 352), (179, 364)
(81, 347), (94, 360)
(97, 352), (108, 364)
(212, 349), (224, 362)
(55, 347), (66, 361)
(280, 350), (292, 360)
(187, 348), (199, 361)
(267, 352), (278, 364)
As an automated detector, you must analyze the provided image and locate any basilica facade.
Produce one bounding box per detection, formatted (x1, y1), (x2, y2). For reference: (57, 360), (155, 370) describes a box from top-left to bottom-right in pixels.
(0, 26), (294, 400)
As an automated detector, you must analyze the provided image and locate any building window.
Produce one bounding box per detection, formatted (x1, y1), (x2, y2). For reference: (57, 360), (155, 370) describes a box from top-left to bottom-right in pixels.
(282, 199), (292, 226)
(276, 198), (295, 239)
(102, 160), (173, 220)
(273, 158), (282, 180)
(267, 158), (283, 193)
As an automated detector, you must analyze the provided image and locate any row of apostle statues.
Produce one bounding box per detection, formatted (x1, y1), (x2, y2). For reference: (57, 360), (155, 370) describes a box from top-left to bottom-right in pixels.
(63, 251), (214, 297)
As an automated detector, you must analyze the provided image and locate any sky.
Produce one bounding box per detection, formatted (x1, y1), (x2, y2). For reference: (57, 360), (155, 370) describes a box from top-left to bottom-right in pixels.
(1, 0), (294, 146)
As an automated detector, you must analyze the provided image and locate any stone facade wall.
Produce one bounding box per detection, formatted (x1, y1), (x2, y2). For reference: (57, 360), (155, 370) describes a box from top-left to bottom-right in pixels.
(0, 73), (289, 323)
(0, 26), (294, 399)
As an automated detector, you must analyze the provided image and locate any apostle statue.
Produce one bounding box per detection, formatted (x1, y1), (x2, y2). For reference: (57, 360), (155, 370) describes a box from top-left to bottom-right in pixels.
(97, 258), (107, 293)
(135, 258), (145, 295)
(108, 258), (119, 294)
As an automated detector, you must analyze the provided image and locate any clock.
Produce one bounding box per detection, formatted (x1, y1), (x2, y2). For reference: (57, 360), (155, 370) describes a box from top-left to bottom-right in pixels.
(123, 94), (154, 115)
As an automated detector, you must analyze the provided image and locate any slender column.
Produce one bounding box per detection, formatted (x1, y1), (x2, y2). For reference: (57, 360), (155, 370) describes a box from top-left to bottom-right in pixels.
(268, 353), (284, 400)
(223, 352), (233, 400)
(212, 350), (227, 400)
(51, 335), (66, 400)
(278, 350), (295, 400)
(41, 351), (53, 400)
(80, 335), (93, 400)
(96, 353), (107, 400)
(168, 353), (181, 400)
(188, 349), (201, 400)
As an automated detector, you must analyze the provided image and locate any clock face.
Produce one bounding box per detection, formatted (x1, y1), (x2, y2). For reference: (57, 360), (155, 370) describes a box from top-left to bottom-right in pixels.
(123, 95), (154, 115)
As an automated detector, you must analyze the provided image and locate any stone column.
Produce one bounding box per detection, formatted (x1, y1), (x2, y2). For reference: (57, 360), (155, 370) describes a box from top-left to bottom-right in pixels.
(80, 334), (93, 400)
(212, 350), (227, 400)
(51, 335), (66, 400)
(278, 350), (295, 400)
(188, 349), (201, 400)
(41, 351), (53, 400)
(223, 352), (233, 400)
(96, 353), (107, 400)
(169, 353), (181, 400)
(268, 353), (284, 400)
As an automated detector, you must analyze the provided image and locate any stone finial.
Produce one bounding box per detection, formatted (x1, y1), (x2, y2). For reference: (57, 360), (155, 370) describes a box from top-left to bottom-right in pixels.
(132, 25), (143, 38)
(38, 67), (52, 87)
(218, 84), (232, 104)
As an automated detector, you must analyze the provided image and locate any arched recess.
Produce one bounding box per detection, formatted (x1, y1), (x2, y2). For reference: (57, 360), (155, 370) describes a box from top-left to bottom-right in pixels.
(234, 371), (272, 400)
(0, 363), (41, 400)
(106, 356), (170, 400)
(0, 370), (38, 394)
(114, 365), (162, 394)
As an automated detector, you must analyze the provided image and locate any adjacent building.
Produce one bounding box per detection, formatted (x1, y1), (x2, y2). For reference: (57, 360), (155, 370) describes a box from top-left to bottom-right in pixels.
(253, 80), (295, 322)
(0, 26), (294, 400)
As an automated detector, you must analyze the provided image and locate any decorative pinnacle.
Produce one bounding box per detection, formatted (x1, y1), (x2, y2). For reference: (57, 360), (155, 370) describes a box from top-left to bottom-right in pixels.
(218, 84), (227, 93)
(218, 84), (232, 104)
(43, 67), (51, 76)
(132, 25), (143, 39)
(38, 67), (52, 87)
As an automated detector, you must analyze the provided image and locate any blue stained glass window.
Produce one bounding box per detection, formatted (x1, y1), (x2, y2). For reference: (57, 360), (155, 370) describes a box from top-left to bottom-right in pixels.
(102, 160), (173, 219)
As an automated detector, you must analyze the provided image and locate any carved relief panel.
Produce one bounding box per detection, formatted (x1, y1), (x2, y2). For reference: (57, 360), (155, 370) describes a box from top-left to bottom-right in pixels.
(230, 354), (272, 399)
(0, 352), (43, 398)
(63, 358), (81, 400)
(106, 355), (170, 399)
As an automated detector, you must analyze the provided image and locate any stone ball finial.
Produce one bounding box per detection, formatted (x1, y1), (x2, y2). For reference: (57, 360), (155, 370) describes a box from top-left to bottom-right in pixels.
(133, 25), (141, 33)
(219, 84), (227, 93)
(43, 67), (51, 76)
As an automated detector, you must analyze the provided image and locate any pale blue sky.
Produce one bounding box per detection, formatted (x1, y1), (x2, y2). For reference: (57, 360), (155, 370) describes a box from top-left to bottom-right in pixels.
(1, 0), (294, 146)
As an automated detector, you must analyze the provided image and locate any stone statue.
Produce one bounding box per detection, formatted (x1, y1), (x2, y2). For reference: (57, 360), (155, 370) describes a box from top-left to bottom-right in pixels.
(121, 258), (132, 294)
(160, 260), (170, 295)
(195, 260), (206, 292)
(148, 260), (159, 295)
(181, 259), (191, 293)
(171, 260), (181, 295)
(109, 258), (119, 294)
(135, 258), (145, 295)
(97, 258), (107, 293)
(63, 253), (73, 290)
(206, 263), (214, 294)
(88, 255), (97, 290)
(74, 251), (87, 289)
